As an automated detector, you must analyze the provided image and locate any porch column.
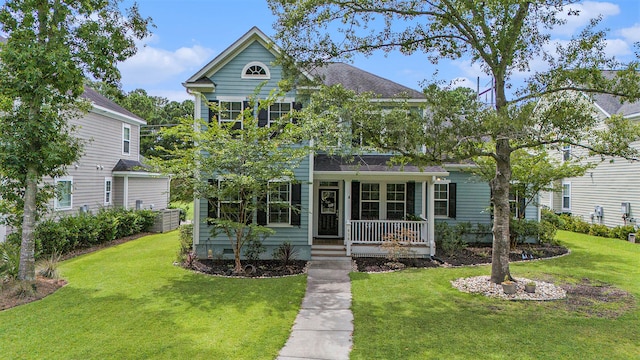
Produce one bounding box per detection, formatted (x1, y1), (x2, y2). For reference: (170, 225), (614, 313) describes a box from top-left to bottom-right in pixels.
(344, 179), (351, 246)
(123, 175), (129, 210)
(427, 178), (435, 256)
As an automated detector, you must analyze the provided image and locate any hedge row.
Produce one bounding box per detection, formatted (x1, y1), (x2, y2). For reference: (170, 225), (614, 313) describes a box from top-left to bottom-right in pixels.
(542, 209), (636, 241)
(7, 208), (156, 259)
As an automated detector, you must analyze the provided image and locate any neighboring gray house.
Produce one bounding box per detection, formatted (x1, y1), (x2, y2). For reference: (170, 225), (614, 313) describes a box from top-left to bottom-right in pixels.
(0, 86), (171, 242)
(541, 72), (640, 228)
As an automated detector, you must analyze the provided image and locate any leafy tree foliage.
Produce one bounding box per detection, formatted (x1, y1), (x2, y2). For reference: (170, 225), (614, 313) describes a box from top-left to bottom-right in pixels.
(0, 0), (151, 282)
(148, 93), (309, 273)
(269, 0), (640, 283)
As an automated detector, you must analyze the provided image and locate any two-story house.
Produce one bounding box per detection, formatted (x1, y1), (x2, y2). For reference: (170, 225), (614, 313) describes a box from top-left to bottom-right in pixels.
(0, 86), (171, 242)
(183, 27), (492, 260)
(541, 74), (640, 228)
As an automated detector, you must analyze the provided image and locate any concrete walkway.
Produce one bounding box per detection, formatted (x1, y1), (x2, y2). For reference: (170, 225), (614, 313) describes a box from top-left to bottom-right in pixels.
(277, 258), (353, 360)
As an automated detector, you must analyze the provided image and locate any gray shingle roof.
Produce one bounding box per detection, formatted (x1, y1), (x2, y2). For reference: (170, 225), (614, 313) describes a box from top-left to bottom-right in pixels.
(591, 70), (640, 117)
(112, 159), (149, 172)
(310, 63), (424, 99)
(314, 154), (445, 173)
(81, 86), (145, 122)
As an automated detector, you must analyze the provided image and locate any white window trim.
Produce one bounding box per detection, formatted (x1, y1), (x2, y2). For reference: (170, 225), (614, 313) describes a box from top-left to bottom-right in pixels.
(562, 181), (571, 211)
(54, 176), (73, 210)
(267, 181), (292, 226)
(217, 100), (244, 129)
(241, 61), (271, 79)
(104, 177), (113, 206)
(122, 124), (131, 155)
(386, 183), (406, 220)
(434, 182), (449, 218)
(268, 101), (294, 127)
(360, 183), (381, 220)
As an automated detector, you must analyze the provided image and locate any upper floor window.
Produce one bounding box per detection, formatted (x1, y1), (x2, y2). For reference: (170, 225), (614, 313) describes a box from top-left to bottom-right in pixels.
(55, 176), (73, 210)
(241, 61), (270, 79)
(122, 124), (131, 155)
(219, 101), (244, 130)
(562, 144), (571, 162)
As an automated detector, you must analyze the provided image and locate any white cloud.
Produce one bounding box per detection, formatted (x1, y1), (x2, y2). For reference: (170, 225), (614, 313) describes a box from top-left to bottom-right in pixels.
(619, 23), (640, 43)
(553, 1), (620, 36)
(604, 38), (632, 57)
(119, 43), (214, 86)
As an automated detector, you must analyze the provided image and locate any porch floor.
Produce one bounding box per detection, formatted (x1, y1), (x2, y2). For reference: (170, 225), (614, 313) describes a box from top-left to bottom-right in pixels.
(313, 238), (344, 246)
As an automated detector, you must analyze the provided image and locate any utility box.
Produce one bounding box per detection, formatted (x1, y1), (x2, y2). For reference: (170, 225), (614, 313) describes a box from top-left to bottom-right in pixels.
(628, 233), (636, 243)
(151, 209), (181, 233)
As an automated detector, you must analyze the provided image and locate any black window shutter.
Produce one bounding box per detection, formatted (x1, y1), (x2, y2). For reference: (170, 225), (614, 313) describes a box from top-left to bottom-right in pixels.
(406, 181), (415, 217)
(351, 181), (360, 220)
(207, 100), (219, 123)
(519, 196), (526, 219)
(207, 179), (218, 224)
(257, 192), (267, 226)
(257, 102), (268, 127)
(448, 183), (457, 219)
(291, 183), (302, 226)
(291, 102), (302, 124)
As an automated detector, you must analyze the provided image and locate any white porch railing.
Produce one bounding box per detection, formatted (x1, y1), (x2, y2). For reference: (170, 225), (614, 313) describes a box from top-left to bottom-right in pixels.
(345, 219), (431, 256)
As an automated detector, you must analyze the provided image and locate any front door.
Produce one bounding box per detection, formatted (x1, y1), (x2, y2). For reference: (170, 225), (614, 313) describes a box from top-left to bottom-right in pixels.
(318, 189), (339, 236)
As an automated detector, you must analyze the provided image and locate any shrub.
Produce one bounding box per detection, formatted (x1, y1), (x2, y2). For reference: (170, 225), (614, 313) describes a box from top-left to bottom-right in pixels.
(589, 224), (610, 237)
(380, 227), (417, 261)
(177, 224), (193, 263)
(37, 252), (61, 279)
(538, 220), (558, 245)
(273, 242), (298, 266)
(0, 241), (21, 281)
(510, 219), (541, 246)
(541, 209), (565, 229)
(243, 236), (266, 261)
(435, 222), (467, 256)
(608, 225), (636, 241)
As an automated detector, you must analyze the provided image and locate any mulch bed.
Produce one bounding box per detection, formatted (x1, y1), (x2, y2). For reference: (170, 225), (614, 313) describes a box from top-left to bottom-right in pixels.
(353, 243), (569, 272)
(192, 259), (308, 277)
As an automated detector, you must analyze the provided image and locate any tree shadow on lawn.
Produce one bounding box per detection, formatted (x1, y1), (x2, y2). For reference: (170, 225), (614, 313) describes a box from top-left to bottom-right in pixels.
(1, 273), (307, 359)
(349, 272), (638, 360)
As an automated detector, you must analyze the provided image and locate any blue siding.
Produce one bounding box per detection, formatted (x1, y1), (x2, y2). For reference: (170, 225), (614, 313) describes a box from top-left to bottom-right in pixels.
(432, 170), (492, 226)
(195, 39), (311, 259)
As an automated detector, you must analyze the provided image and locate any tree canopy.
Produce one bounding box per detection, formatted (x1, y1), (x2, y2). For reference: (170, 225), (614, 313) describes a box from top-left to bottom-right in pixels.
(269, 0), (640, 283)
(0, 0), (152, 282)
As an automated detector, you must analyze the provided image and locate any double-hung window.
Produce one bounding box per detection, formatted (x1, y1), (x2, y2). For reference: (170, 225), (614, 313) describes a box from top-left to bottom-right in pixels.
(219, 101), (243, 130)
(434, 183), (449, 217)
(55, 177), (73, 210)
(562, 182), (571, 211)
(104, 177), (113, 206)
(268, 182), (291, 224)
(268, 102), (291, 127)
(360, 183), (380, 220)
(122, 124), (131, 155)
(562, 144), (571, 162)
(386, 183), (406, 220)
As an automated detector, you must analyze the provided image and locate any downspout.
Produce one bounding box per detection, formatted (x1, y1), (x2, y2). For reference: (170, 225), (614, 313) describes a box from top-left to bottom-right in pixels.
(123, 175), (129, 210)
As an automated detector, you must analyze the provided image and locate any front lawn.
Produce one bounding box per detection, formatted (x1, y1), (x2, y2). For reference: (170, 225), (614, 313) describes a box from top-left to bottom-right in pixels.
(0, 232), (306, 359)
(350, 230), (640, 359)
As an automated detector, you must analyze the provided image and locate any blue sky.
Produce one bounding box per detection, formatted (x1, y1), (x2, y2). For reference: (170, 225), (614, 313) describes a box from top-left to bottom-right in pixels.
(118, 0), (640, 101)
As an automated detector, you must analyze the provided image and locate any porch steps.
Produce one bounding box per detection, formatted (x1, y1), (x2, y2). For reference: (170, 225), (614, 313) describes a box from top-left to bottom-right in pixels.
(311, 244), (349, 260)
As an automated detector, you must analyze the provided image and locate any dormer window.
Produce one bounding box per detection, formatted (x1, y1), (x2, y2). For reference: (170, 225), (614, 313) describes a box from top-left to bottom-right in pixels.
(241, 61), (270, 79)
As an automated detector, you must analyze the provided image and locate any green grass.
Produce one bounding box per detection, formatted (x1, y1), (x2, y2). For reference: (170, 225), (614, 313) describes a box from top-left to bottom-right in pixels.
(0, 232), (306, 359)
(350, 230), (640, 359)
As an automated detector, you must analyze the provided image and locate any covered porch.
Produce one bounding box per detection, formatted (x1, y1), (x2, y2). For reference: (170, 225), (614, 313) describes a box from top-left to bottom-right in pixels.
(312, 155), (449, 258)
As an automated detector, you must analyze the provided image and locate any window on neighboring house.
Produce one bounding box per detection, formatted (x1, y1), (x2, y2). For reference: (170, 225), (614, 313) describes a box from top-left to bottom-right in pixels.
(268, 182), (291, 224)
(104, 177), (113, 205)
(360, 183), (380, 219)
(434, 183), (449, 217)
(386, 183), (405, 220)
(509, 189), (526, 219)
(219, 101), (243, 130)
(562, 182), (571, 210)
(55, 177), (73, 210)
(122, 124), (131, 155)
(241, 61), (270, 79)
(562, 144), (571, 162)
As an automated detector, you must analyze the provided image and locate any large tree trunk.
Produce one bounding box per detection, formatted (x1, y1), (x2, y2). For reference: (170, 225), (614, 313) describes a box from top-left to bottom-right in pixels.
(18, 165), (38, 282)
(490, 139), (512, 283)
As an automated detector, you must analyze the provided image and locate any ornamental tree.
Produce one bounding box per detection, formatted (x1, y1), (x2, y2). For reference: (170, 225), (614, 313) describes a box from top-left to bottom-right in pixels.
(269, 0), (640, 283)
(148, 93), (309, 274)
(0, 0), (151, 282)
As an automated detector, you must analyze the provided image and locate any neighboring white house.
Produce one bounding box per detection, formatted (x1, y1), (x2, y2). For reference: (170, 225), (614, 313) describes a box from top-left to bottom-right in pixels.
(542, 72), (640, 228)
(0, 86), (171, 242)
